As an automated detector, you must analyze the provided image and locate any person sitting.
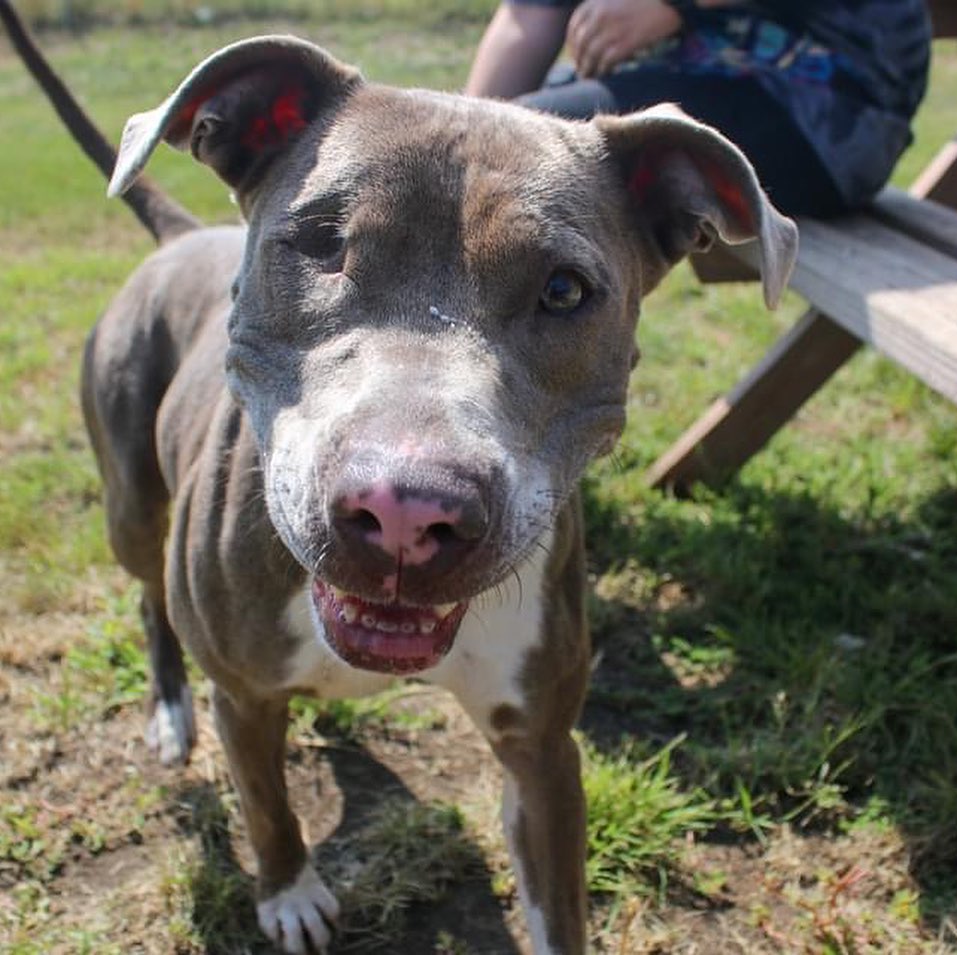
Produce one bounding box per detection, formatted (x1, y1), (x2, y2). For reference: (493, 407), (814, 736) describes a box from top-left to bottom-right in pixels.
(465, 0), (932, 216)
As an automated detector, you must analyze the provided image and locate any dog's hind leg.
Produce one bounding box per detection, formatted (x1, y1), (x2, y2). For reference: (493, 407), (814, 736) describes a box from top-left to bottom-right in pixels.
(82, 313), (196, 765)
(141, 580), (196, 764)
(97, 454), (196, 765)
(98, 449), (197, 766)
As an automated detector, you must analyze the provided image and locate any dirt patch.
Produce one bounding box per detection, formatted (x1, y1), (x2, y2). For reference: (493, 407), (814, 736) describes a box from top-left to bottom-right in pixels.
(3, 626), (952, 953)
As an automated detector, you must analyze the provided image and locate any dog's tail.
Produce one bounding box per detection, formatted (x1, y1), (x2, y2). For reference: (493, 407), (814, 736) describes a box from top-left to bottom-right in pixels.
(0, 1), (201, 244)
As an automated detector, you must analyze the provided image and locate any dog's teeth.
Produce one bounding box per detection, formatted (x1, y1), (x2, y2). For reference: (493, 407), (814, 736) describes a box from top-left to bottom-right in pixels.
(332, 598), (460, 636)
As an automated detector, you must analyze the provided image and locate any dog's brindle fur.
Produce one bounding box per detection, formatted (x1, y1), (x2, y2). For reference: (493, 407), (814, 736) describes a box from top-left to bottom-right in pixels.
(18, 23), (797, 953)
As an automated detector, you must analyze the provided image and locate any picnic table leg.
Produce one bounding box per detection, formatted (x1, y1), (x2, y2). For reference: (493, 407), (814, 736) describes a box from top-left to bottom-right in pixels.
(910, 138), (957, 207)
(646, 308), (860, 491)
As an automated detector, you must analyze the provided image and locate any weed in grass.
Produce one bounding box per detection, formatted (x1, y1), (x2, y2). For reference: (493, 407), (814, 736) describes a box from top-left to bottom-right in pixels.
(582, 734), (720, 900)
(28, 587), (147, 733)
(68, 587), (149, 709)
(0, 803), (49, 874)
(1, 881), (50, 952)
(30, 657), (93, 734)
(1, 875), (130, 955)
(0, 802), (66, 884)
(434, 929), (474, 954)
(652, 629), (736, 689)
(67, 817), (107, 855)
(730, 777), (775, 846)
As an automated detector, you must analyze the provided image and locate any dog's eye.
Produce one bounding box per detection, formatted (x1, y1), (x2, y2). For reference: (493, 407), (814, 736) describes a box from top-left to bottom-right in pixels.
(289, 221), (345, 269)
(539, 269), (588, 316)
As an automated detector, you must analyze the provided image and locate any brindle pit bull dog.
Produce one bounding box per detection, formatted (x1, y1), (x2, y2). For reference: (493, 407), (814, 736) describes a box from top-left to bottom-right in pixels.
(19, 19), (798, 952)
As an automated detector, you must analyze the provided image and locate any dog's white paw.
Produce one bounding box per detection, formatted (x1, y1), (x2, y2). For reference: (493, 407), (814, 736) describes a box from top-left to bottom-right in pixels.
(257, 863), (340, 954)
(145, 685), (196, 765)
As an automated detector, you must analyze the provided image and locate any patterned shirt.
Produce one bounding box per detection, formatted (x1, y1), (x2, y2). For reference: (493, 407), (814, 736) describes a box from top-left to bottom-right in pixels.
(511, 0), (932, 205)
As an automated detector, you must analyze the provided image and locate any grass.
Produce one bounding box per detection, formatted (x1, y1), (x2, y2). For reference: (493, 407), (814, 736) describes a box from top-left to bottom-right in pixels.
(291, 686), (450, 741)
(1, 4), (956, 952)
(329, 801), (479, 945)
(583, 735), (721, 898)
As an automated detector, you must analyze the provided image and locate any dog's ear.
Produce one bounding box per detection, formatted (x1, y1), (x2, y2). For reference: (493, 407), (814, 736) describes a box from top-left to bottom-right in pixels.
(595, 104), (798, 308)
(108, 35), (361, 206)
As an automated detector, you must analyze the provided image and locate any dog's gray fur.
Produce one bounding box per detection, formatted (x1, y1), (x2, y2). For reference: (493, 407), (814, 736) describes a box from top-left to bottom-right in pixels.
(29, 27), (797, 953)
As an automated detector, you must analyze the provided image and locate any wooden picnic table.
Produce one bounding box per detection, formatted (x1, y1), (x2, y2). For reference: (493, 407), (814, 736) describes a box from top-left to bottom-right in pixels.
(647, 0), (957, 492)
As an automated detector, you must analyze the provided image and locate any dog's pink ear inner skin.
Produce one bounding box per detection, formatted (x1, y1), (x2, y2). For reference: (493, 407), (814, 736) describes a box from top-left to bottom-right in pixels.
(596, 104), (798, 309)
(108, 35), (362, 209)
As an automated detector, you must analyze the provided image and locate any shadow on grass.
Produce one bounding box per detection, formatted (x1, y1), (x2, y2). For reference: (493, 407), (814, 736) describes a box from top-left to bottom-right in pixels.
(580, 474), (957, 919)
(316, 745), (519, 953)
(174, 743), (517, 954)
(171, 782), (262, 954)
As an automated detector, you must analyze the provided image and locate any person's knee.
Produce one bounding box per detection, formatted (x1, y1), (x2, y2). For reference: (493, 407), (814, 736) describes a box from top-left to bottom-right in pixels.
(516, 74), (618, 119)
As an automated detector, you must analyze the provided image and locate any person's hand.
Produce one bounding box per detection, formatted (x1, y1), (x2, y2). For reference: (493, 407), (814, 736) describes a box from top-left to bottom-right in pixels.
(567, 0), (683, 78)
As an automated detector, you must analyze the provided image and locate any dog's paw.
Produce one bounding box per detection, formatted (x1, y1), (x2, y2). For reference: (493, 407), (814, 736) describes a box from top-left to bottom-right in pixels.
(145, 685), (196, 765)
(257, 863), (340, 954)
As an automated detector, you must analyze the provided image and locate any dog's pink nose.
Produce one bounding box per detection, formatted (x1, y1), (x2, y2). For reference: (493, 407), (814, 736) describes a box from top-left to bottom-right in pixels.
(335, 484), (487, 566)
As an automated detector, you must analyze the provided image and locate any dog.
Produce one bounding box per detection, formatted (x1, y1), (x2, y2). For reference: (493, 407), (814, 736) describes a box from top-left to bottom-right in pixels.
(9, 12), (797, 952)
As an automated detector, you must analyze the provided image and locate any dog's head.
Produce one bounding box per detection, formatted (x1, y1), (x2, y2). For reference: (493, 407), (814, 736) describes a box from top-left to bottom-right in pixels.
(111, 36), (796, 674)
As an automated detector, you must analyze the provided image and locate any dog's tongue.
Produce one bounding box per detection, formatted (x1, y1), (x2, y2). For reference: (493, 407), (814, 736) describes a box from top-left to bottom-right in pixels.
(312, 581), (467, 674)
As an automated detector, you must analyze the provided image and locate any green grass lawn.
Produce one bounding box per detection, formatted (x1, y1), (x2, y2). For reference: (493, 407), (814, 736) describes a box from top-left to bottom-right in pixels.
(1, 5), (956, 952)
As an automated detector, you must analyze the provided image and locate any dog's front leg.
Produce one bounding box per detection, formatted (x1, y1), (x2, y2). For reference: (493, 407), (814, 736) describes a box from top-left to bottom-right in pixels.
(211, 685), (339, 954)
(494, 732), (588, 955)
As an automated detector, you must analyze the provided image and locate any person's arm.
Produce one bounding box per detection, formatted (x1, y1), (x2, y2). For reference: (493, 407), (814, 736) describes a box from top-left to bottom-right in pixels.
(465, 2), (573, 98)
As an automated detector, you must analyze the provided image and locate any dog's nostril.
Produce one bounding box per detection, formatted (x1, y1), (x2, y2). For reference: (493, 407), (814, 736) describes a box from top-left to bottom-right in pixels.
(428, 522), (458, 546)
(438, 508), (487, 543)
(351, 509), (382, 536)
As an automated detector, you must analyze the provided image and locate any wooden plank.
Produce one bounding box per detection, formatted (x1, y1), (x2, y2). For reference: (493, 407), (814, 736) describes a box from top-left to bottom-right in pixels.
(699, 181), (957, 287)
(693, 181), (957, 286)
(646, 310), (860, 490)
(779, 217), (957, 401)
(870, 185), (957, 256)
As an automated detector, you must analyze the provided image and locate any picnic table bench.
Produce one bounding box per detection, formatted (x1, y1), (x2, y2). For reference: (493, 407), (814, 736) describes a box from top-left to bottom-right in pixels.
(647, 1), (957, 492)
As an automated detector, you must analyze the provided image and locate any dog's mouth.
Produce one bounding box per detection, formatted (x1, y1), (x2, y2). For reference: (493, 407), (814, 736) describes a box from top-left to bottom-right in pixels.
(312, 580), (468, 674)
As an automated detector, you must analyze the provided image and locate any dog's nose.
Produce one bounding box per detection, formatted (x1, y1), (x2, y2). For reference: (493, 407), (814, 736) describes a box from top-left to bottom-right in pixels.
(332, 482), (489, 566)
